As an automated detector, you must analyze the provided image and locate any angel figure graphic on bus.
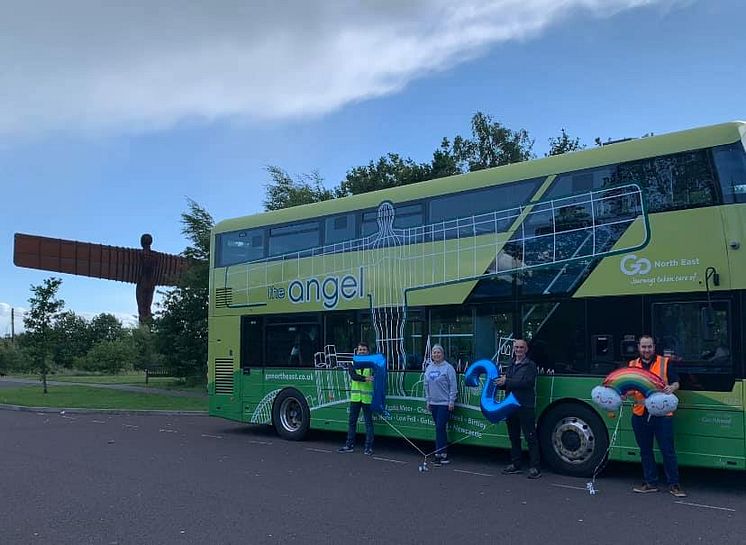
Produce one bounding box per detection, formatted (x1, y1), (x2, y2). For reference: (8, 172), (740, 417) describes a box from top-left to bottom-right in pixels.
(222, 186), (648, 389)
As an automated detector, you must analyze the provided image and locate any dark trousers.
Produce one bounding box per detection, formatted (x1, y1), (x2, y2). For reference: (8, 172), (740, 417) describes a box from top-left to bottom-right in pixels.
(631, 414), (680, 486)
(506, 407), (540, 469)
(345, 401), (374, 449)
(430, 405), (451, 455)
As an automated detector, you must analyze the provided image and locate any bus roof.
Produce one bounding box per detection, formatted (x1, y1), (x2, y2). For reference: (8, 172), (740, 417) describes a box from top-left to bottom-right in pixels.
(214, 121), (746, 234)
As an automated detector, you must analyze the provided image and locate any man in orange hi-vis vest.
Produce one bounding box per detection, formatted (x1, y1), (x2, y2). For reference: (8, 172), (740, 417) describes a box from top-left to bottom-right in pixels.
(628, 335), (687, 498)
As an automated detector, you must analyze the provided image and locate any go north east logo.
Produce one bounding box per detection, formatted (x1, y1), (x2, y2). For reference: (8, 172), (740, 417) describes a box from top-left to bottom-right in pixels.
(619, 253), (701, 287)
(620, 254), (652, 276)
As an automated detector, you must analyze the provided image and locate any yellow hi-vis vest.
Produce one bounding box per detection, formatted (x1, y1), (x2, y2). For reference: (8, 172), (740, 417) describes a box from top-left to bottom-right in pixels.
(628, 355), (671, 417)
(350, 367), (373, 404)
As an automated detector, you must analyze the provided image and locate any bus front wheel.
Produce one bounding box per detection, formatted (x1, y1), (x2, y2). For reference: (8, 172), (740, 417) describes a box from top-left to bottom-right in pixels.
(539, 403), (609, 477)
(272, 389), (310, 441)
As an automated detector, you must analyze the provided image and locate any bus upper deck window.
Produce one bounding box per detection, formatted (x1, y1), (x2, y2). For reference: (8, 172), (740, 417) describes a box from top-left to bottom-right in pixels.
(712, 142), (746, 203)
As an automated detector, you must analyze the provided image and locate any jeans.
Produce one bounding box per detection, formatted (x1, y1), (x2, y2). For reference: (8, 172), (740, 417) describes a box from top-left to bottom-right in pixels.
(632, 414), (679, 486)
(430, 404), (451, 455)
(506, 407), (540, 469)
(345, 402), (374, 449)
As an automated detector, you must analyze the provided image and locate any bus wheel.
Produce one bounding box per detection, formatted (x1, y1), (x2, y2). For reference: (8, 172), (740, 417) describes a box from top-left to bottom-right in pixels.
(272, 389), (310, 441)
(539, 403), (608, 477)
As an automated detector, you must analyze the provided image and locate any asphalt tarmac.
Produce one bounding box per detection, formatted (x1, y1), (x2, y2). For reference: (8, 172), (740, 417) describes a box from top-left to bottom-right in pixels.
(1, 409), (744, 545)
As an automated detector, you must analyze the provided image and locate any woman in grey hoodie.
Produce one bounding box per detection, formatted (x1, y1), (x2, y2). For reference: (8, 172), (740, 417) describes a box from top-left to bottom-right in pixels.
(424, 344), (458, 464)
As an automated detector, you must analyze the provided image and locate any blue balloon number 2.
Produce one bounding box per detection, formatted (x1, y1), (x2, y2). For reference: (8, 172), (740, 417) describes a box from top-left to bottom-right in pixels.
(464, 359), (521, 423)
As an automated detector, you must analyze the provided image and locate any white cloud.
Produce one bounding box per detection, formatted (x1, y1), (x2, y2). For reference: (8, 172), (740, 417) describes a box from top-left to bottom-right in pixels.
(77, 312), (139, 330)
(0, 303), (27, 337)
(0, 303), (138, 336)
(0, 0), (685, 135)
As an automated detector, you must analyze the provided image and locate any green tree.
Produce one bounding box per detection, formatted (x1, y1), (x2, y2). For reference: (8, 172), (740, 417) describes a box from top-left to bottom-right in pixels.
(88, 313), (125, 344)
(263, 112), (530, 207)
(131, 325), (162, 371)
(337, 153), (433, 197)
(450, 112), (534, 172)
(429, 138), (461, 180)
(51, 311), (91, 368)
(547, 129), (585, 156)
(152, 199), (214, 381)
(263, 166), (334, 211)
(178, 198), (214, 290)
(154, 286), (208, 380)
(22, 278), (65, 393)
(181, 197), (213, 264)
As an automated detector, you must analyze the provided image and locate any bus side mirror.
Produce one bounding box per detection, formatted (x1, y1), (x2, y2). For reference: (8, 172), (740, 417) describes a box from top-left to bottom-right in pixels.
(701, 306), (716, 341)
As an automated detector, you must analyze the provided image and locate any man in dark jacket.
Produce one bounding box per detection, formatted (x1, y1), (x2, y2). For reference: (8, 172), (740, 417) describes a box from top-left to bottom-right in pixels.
(496, 338), (541, 478)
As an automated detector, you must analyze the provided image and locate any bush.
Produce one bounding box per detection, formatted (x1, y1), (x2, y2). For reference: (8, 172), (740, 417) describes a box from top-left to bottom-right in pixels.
(131, 326), (163, 371)
(0, 342), (33, 374)
(75, 338), (136, 374)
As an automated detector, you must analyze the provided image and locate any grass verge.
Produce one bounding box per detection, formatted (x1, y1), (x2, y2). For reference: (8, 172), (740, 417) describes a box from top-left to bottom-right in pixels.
(0, 385), (207, 411)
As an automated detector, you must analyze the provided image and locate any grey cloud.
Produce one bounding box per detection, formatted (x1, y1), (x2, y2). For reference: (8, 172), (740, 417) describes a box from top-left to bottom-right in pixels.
(0, 0), (686, 134)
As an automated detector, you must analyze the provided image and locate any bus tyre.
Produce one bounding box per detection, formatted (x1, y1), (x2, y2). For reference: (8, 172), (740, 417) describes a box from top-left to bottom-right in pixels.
(272, 389), (310, 441)
(539, 403), (609, 477)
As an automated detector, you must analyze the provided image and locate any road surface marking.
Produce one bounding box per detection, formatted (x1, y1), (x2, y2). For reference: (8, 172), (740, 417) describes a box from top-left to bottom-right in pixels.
(372, 456), (407, 464)
(675, 501), (735, 512)
(551, 483), (588, 491)
(454, 469), (494, 477)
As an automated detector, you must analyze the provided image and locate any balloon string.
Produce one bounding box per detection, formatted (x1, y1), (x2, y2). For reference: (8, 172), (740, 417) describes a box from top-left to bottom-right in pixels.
(377, 414), (428, 458)
(378, 412), (500, 464)
(587, 404), (624, 495)
(424, 421), (500, 458)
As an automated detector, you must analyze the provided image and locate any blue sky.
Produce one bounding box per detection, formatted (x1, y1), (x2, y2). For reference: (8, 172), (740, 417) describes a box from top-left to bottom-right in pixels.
(1, 0), (744, 334)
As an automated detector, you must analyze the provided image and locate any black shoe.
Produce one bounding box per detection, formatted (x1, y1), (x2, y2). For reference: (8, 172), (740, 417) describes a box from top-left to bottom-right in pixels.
(527, 468), (541, 479)
(364, 448), (374, 456)
(439, 455), (450, 465)
(669, 485), (687, 498)
(431, 457), (442, 466)
(502, 464), (522, 474)
(337, 445), (354, 453)
(633, 483), (659, 493)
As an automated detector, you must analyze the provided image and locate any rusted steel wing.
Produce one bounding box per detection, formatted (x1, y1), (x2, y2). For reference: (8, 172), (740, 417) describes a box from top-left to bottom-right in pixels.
(13, 233), (188, 286)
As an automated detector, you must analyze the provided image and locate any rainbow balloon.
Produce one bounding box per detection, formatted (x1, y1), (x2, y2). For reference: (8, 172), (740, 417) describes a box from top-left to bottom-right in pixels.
(591, 366), (677, 416)
(602, 367), (666, 397)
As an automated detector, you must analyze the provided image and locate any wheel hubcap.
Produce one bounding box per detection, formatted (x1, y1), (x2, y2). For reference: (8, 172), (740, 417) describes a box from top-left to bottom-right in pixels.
(551, 416), (595, 465)
(279, 398), (302, 432)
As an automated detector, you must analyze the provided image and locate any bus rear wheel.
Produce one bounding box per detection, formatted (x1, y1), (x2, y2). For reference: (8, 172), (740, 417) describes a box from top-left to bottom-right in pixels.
(539, 403), (608, 477)
(272, 389), (310, 441)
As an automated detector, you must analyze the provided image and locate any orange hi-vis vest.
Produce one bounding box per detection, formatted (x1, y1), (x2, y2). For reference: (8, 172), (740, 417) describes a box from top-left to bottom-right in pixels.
(628, 355), (671, 417)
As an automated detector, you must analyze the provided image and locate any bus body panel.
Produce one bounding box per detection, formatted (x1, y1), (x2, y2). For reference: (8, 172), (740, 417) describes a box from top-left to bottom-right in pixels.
(208, 121), (746, 474)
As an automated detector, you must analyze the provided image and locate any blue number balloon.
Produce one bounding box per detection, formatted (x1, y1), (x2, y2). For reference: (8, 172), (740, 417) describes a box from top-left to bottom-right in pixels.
(464, 359), (520, 423)
(353, 353), (388, 416)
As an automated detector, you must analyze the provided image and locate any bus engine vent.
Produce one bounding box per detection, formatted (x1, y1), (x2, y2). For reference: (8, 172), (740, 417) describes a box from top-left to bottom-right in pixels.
(214, 288), (233, 308)
(214, 358), (234, 395)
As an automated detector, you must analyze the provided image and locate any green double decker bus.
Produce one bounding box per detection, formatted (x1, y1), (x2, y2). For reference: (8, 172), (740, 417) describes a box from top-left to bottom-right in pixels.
(208, 121), (746, 476)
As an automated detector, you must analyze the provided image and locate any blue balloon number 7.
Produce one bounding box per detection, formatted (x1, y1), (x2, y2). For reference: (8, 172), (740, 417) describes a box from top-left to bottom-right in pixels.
(353, 353), (388, 416)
